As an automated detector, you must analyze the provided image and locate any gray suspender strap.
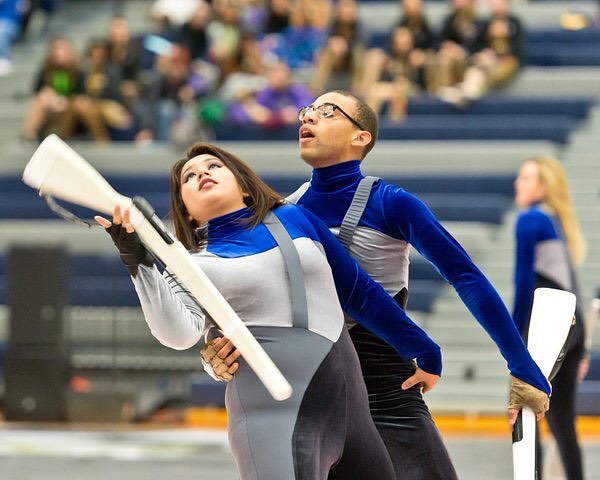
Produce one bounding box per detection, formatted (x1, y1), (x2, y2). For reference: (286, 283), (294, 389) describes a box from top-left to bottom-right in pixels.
(337, 176), (379, 248)
(263, 212), (309, 330)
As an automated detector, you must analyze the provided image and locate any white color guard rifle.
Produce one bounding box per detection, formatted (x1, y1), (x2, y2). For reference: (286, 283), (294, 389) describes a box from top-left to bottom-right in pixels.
(512, 288), (577, 480)
(22, 134), (292, 402)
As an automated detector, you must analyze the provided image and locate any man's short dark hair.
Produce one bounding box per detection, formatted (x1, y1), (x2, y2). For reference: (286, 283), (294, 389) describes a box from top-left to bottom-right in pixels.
(331, 90), (378, 158)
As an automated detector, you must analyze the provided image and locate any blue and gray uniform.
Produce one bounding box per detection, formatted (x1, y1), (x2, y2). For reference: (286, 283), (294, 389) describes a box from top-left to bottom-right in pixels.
(289, 160), (551, 479)
(513, 203), (585, 480)
(133, 204), (441, 480)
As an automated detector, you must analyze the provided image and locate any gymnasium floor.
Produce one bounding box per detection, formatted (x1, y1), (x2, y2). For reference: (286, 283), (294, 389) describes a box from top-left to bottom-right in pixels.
(1, 424), (599, 480)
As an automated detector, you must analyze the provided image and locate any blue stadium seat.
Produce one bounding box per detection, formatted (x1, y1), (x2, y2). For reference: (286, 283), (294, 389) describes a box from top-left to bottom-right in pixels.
(386, 174), (515, 196)
(378, 115), (576, 143)
(0, 171), (515, 311)
(526, 29), (600, 66)
(0, 174), (171, 219)
(0, 255), (445, 312)
(214, 114), (577, 143)
(528, 44), (600, 67)
(584, 352), (600, 381)
(406, 279), (444, 313)
(368, 28), (600, 67)
(527, 29), (600, 45)
(0, 173), (517, 223)
(408, 258), (440, 281)
(187, 375), (226, 407)
(576, 350), (600, 415)
(0, 253), (139, 307)
(406, 96), (594, 119)
(418, 194), (511, 224)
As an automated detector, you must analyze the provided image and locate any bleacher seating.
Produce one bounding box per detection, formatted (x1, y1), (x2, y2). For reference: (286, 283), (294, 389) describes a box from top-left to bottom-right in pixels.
(0, 241), (443, 313)
(214, 114), (579, 143)
(0, 170), (517, 314)
(187, 374), (226, 408)
(527, 29), (600, 66)
(405, 96), (594, 119)
(379, 115), (576, 143)
(576, 350), (600, 415)
(211, 95), (594, 144)
(0, 169), (517, 313)
(0, 253), (139, 307)
(0, 172), (516, 223)
(367, 28), (600, 67)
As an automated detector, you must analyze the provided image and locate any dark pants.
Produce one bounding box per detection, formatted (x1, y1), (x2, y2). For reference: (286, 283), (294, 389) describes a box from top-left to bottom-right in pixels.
(350, 324), (459, 480)
(536, 312), (585, 480)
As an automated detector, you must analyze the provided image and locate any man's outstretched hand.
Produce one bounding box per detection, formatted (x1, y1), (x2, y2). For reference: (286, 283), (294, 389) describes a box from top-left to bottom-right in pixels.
(507, 375), (550, 425)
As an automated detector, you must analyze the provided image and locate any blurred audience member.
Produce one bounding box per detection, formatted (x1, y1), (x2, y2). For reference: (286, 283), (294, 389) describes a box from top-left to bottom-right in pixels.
(106, 16), (143, 113)
(59, 39), (133, 142)
(19, 0), (58, 40)
(430, 0), (480, 91)
(21, 35), (84, 141)
(218, 35), (267, 104)
(263, 0), (291, 35)
(150, 0), (203, 30)
(396, 0), (436, 51)
(146, 43), (214, 142)
(178, 1), (211, 60)
(361, 27), (428, 120)
(206, 0), (243, 81)
(239, 0), (269, 37)
(439, 0), (524, 105)
(226, 59), (312, 128)
(195, 34), (265, 131)
(0, 0), (24, 75)
(272, 0), (329, 72)
(310, 0), (366, 95)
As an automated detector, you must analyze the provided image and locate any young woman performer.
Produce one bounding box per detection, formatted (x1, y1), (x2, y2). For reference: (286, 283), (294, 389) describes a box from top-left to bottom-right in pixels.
(95, 142), (442, 480)
(513, 156), (587, 480)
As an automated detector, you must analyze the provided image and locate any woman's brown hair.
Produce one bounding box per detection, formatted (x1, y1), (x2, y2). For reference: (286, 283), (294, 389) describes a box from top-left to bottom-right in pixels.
(169, 142), (285, 251)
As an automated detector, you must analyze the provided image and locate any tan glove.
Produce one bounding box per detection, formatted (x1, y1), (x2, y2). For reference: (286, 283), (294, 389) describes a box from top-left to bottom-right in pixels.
(508, 375), (550, 417)
(201, 341), (234, 382)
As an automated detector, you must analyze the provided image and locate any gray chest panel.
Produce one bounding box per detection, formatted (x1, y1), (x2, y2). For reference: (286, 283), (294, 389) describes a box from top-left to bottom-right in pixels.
(535, 239), (573, 291)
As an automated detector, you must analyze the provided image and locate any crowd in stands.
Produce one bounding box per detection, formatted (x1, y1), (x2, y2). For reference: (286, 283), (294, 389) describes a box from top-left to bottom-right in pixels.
(0, 0), (59, 75)
(10, 0), (599, 145)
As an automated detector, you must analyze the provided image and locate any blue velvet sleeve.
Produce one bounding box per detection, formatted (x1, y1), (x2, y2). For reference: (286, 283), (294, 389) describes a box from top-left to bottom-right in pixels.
(513, 214), (539, 334)
(298, 207), (442, 375)
(512, 209), (558, 334)
(382, 188), (550, 395)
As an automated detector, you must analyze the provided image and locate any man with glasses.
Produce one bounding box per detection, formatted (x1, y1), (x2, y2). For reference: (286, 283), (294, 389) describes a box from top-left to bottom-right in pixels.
(202, 90), (551, 479)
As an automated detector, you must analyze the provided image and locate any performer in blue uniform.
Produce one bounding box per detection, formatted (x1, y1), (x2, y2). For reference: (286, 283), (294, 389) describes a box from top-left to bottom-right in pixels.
(96, 142), (442, 480)
(513, 156), (587, 480)
(206, 90), (552, 479)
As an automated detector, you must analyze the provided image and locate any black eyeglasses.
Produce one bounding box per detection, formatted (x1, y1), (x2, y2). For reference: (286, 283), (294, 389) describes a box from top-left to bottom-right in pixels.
(298, 102), (366, 131)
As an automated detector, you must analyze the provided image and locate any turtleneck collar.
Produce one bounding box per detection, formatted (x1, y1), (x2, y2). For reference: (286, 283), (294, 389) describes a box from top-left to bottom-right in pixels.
(207, 207), (253, 241)
(526, 201), (545, 212)
(310, 160), (363, 193)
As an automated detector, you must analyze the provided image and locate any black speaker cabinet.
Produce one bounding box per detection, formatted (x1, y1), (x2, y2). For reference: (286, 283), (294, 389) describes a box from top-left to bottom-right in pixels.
(4, 345), (70, 421)
(8, 246), (67, 346)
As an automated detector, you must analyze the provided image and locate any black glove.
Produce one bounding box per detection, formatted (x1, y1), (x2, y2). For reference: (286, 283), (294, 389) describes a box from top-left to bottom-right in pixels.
(105, 222), (153, 277)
